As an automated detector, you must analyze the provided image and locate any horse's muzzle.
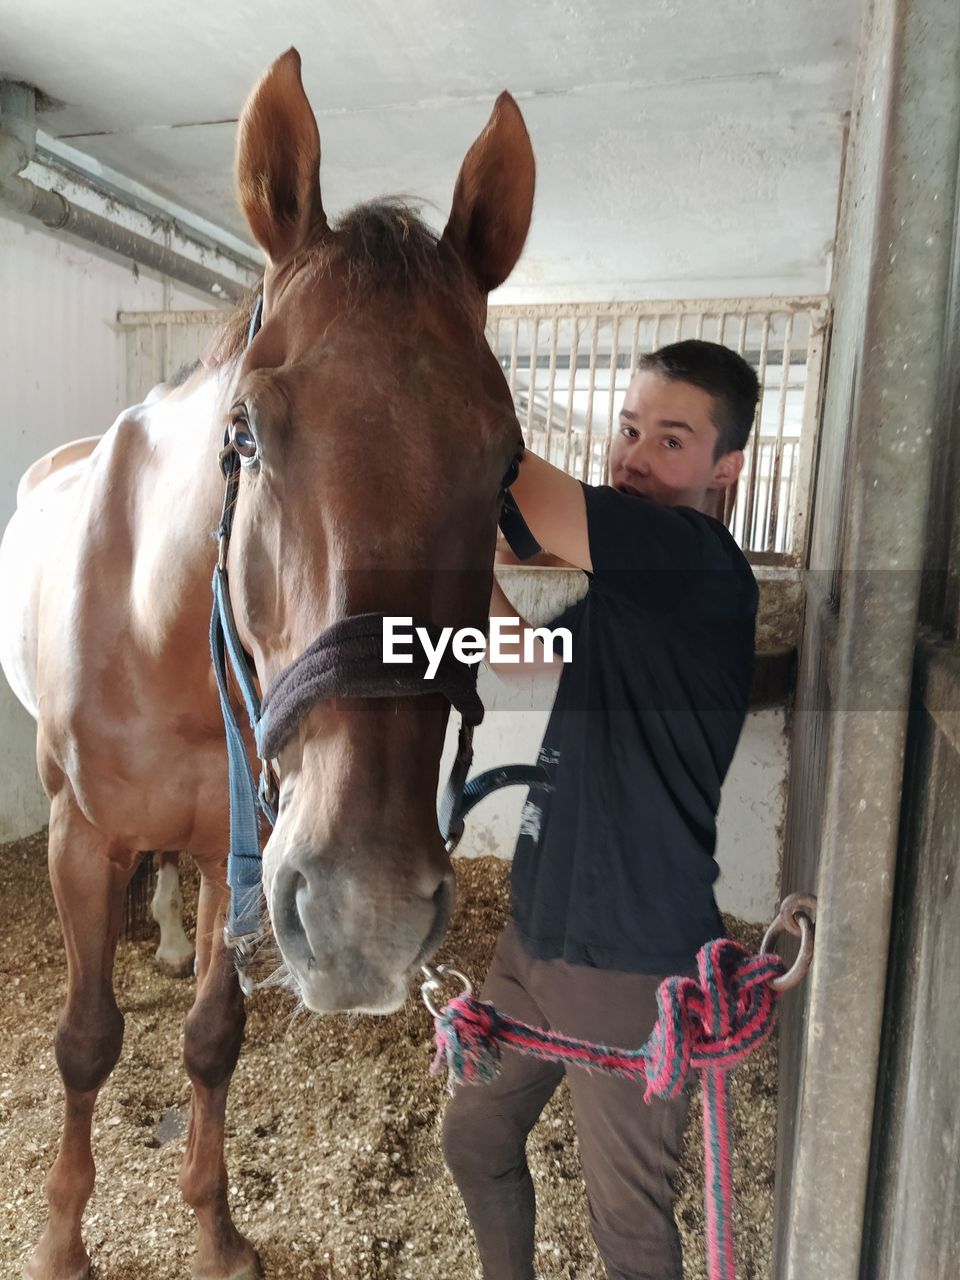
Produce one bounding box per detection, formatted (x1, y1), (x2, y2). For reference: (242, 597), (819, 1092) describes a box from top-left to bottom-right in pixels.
(268, 853), (456, 1014)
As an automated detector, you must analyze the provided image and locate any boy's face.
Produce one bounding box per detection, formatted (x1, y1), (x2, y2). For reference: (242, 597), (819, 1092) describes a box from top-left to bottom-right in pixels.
(608, 372), (743, 513)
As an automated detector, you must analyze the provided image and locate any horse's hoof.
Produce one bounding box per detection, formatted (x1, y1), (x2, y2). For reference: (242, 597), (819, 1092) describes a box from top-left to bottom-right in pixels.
(22, 1273), (89, 1280)
(232, 1254), (263, 1280)
(155, 948), (195, 978)
(225, 1253), (262, 1280)
(22, 1270), (89, 1280)
(22, 1244), (90, 1280)
(191, 1247), (263, 1280)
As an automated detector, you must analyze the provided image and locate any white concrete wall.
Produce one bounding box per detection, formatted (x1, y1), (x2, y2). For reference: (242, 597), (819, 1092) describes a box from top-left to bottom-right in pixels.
(442, 567), (786, 924)
(0, 215), (216, 841)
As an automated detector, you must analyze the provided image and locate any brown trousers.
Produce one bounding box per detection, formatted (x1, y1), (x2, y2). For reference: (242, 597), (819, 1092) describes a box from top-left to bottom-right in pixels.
(441, 923), (692, 1280)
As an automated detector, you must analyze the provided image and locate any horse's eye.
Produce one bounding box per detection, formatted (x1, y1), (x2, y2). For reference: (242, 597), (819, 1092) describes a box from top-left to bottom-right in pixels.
(232, 422), (259, 463)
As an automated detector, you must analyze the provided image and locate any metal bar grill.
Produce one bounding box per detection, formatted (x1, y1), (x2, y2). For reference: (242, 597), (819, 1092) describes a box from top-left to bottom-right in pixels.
(118, 295), (829, 565)
(562, 319), (580, 473)
(649, 315), (661, 358)
(581, 316), (601, 482)
(631, 315), (643, 375)
(507, 318), (520, 400)
(790, 311), (828, 566)
(741, 313), (771, 548)
(604, 315), (621, 480)
(766, 314), (794, 551)
(524, 319), (539, 448)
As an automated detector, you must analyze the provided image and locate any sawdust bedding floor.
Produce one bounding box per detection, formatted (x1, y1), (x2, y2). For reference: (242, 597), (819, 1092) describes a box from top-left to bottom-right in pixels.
(0, 831), (776, 1279)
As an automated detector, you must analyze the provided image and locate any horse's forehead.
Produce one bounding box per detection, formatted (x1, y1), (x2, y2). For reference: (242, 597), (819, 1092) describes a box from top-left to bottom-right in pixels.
(255, 296), (505, 410)
(243, 265), (516, 453)
(263, 253), (481, 354)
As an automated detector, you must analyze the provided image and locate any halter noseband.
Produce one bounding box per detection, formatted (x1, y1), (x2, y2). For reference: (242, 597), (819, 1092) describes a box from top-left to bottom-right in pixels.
(211, 295), (544, 979)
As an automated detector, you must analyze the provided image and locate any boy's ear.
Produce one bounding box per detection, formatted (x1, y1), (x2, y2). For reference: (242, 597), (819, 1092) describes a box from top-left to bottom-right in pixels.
(710, 449), (744, 489)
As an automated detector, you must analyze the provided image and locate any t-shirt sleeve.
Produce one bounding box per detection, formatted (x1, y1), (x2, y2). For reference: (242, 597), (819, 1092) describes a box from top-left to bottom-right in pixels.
(582, 482), (724, 606)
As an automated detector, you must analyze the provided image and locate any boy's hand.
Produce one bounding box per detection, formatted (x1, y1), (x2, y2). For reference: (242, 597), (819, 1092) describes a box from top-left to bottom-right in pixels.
(487, 578), (567, 676)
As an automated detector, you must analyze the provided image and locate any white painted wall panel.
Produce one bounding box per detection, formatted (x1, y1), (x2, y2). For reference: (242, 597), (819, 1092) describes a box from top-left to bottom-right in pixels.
(0, 215), (218, 840)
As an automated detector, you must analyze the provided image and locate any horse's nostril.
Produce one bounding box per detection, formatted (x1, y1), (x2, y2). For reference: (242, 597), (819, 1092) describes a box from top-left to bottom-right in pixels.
(293, 872), (310, 930)
(431, 873), (456, 930)
(280, 869), (306, 931)
(415, 873), (455, 973)
(272, 864), (315, 969)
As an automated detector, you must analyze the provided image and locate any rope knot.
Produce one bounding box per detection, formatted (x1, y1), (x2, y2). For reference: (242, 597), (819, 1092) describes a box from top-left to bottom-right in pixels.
(643, 939), (785, 1102)
(431, 995), (503, 1091)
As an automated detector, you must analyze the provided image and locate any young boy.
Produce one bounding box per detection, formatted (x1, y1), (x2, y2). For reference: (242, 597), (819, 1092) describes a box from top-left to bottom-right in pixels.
(441, 340), (761, 1280)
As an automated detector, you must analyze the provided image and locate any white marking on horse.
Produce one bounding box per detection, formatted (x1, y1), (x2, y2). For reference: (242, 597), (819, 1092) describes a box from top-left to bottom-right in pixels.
(151, 852), (194, 976)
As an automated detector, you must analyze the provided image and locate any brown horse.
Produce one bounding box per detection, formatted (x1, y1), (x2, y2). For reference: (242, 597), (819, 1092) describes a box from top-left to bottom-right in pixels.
(0, 48), (534, 1280)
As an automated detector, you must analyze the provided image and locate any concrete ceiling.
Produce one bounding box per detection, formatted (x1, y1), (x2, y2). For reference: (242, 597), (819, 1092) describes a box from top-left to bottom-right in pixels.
(0, 0), (861, 302)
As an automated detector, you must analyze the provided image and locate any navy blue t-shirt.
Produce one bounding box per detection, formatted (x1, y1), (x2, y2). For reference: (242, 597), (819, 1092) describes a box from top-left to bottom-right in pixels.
(510, 483), (759, 974)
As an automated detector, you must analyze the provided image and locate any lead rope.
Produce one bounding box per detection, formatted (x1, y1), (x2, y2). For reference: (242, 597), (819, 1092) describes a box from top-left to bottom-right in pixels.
(423, 894), (816, 1280)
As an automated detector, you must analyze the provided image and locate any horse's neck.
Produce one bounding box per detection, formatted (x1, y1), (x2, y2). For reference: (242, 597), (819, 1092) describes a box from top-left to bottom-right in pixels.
(128, 363), (238, 640)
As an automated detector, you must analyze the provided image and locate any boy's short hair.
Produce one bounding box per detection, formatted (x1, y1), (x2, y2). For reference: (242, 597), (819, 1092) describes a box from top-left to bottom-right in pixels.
(636, 339), (760, 457)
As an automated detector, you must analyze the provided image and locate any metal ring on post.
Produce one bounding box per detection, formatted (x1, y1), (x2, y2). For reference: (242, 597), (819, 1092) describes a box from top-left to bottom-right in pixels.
(420, 963), (473, 1018)
(760, 893), (817, 992)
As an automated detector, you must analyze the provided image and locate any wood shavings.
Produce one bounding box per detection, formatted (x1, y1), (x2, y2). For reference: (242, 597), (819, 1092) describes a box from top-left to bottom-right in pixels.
(0, 832), (775, 1279)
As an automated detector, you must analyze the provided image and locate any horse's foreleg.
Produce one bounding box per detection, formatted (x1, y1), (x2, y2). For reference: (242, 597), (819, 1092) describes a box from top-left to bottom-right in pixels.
(25, 797), (133, 1280)
(180, 871), (261, 1280)
(152, 851), (195, 976)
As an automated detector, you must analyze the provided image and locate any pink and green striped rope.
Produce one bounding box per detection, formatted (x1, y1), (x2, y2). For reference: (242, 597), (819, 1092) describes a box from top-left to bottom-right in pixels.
(431, 937), (786, 1280)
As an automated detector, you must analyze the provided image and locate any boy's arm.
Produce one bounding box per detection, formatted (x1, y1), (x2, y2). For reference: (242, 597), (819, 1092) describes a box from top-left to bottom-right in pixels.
(509, 451), (593, 572)
(486, 577), (568, 676)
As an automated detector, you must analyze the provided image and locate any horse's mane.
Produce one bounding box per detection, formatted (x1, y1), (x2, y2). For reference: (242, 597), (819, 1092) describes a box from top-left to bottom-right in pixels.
(209, 200), (481, 367)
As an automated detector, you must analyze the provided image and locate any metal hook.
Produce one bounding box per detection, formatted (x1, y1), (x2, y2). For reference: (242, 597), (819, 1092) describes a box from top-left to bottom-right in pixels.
(420, 963), (473, 1018)
(760, 892), (817, 992)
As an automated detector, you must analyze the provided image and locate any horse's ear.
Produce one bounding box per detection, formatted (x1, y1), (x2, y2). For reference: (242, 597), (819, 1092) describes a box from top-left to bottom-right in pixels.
(236, 48), (327, 265)
(441, 93), (535, 294)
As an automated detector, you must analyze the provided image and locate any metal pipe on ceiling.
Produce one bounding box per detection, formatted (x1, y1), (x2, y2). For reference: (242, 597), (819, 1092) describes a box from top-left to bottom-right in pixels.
(0, 80), (253, 304)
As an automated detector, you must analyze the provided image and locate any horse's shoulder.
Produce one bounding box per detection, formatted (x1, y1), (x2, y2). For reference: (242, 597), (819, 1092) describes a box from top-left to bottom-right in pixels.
(16, 398), (158, 510)
(17, 435), (102, 508)
(94, 406), (154, 475)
